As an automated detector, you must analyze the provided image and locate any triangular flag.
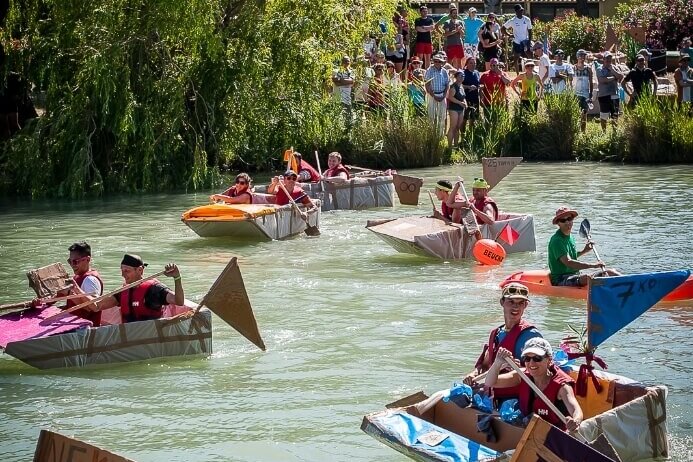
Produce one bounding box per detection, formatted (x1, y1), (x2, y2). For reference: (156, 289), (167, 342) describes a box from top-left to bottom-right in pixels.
(283, 148), (298, 173)
(482, 157), (522, 190)
(587, 270), (690, 350)
(198, 257), (266, 351)
(496, 223), (520, 246)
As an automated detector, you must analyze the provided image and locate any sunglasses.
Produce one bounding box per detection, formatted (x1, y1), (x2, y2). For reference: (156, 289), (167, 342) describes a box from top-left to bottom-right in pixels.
(285, 175), (298, 180)
(504, 285), (528, 297)
(67, 257), (86, 265)
(558, 216), (574, 223)
(522, 355), (546, 363)
(235, 180), (248, 185)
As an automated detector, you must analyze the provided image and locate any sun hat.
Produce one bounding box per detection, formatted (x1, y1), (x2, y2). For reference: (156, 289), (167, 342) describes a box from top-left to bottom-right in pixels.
(524, 60), (535, 67)
(121, 254), (147, 268)
(552, 206), (578, 225)
(501, 282), (530, 301)
(521, 338), (553, 358)
(472, 177), (490, 189)
(433, 54), (446, 62)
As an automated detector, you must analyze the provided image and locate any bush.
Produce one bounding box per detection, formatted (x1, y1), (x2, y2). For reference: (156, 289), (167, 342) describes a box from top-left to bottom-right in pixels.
(614, 0), (692, 50)
(532, 12), (606, 60)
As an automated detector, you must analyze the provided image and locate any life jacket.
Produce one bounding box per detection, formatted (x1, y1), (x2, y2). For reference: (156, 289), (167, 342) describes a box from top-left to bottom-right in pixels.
(66, 270), (104, 326)
(475, 319), (536, 400)
(472, 196), (499, 223)
(441, 201), (453, 221)
(119, 279), (164, 323)
(221, 185), (253, 203)
(324, 164), (350, 179)
(276, 185), (307, 206)
(300, 159), (321, 183)
(518, 364), (575, 430)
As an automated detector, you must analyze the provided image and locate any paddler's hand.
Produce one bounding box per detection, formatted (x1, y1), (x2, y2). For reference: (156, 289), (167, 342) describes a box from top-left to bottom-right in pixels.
(164, 263), (181, 279)
(565, 416), (581, 432)
(299, 211), (308, 222)
(591, 260), (605, 269)
(581, 241), (594, 253)
(494, 347), (513, 365)
(462, 371), (478, 386)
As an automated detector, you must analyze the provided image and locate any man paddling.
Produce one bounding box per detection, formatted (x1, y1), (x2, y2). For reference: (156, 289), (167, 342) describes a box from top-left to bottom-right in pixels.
(548, 207), (621, 287)
(447, 177), (499, 225)
(60, 241), (104, 325)
(86, 254), (184, 323)
(463, 283), (543, 388)
(433, 180), (463, 223)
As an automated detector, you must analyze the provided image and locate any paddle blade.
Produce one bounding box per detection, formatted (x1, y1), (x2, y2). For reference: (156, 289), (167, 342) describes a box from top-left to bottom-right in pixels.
(199, 257), (266, 351)
(579, 219), (590, 239)
(305, 225), (321, 236)
(587, 270), (691, 350)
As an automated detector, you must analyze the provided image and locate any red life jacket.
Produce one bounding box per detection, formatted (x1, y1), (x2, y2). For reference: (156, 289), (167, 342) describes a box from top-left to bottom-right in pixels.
(324, 164), (351, 179)
(119, 279), (164, 323)
(221, 185), (253, 203)
(66, 270), (104, 326)
(518, 365), (575, 430)
(300, 159), (321, 182)
(472, 196), (499, 223)
(276, 185), (307, 206)
(475, 319), (536, 400)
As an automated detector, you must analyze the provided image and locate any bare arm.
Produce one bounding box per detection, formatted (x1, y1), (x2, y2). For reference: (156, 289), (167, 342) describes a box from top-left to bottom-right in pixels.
(210, 193), (251, 204)
(557, 384), (583, 432)
(163, 263), (184, 306)
(484, 347), (522, 389)
(471, 203), (495, 225)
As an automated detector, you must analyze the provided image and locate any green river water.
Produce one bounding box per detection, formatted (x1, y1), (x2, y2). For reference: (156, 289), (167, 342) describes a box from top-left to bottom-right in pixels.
(0, 162), (691, 461)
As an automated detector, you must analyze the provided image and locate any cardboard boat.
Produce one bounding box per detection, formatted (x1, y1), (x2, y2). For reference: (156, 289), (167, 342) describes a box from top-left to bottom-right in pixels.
(366, 213), (536, 260)
(362, 366), (668, 462)
(0, 258), (265, 369)
(181, 202), (320, 239)
(501, 269), (693, 302)
(35, 429), (137, 462)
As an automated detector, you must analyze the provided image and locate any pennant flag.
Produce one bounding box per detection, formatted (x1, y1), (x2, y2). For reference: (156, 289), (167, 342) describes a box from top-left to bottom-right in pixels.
(587, 270), (690, 350)
(482, 157), (522, 190)
(197, 257), (266, 351)
(496, 223), (520, 246)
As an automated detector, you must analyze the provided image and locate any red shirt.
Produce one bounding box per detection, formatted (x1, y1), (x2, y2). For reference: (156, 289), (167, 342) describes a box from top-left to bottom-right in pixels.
(480, 72), (507, 106)
(276, 185), (307, 206)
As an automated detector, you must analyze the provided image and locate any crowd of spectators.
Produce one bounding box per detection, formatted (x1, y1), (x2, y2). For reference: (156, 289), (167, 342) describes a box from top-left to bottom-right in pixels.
(331, 3), (692, 147)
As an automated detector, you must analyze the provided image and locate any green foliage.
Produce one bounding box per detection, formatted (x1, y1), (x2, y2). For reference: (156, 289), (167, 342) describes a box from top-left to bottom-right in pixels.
(614, 0), (692, 50)
(533, 12), (606, 60)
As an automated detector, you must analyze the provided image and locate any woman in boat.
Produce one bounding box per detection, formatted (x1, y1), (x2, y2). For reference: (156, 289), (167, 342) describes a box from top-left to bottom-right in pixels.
(463, 283), (542, 388)
(210, 173), (253, 204)
(322, 152), (350, 181)
(484, 338), (583, 432)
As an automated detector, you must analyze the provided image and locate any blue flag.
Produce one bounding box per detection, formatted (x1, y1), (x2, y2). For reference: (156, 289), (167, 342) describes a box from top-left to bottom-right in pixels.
(587, 270), (691, 350)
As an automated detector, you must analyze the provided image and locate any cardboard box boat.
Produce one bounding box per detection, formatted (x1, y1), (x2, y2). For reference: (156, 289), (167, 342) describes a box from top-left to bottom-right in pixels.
(366, 213), (536, 260)
(1, 258), (265, 369)
(362, 366), (667, 462)
(181, 202), (320, 239)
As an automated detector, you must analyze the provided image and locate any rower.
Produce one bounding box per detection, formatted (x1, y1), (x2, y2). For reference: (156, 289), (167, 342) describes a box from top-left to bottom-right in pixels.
(448, 177), (498, 225)
(433, 179), (463, 223)
(548, 206), (621, 287)
(85, 254), (184, 323)
(60, 241), (104, 325)
(210, 173), (253, 204)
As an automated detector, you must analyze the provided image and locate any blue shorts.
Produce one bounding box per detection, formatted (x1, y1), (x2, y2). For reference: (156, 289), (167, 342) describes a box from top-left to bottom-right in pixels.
(553, 273), (583, 286)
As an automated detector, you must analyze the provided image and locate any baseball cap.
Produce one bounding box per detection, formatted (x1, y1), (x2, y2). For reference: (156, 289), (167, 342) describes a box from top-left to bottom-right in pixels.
(637, 48), (652, 57)
(555, 49), (565, 56)
(576, 49), (587, 57)
(489, 58), (499, 65)
(468, 7), (477, 12)
(521, 338), (553, 358)
(514, 4), (524, 11)
(121, 254), (147, 268)
(532, 42), (544, 50)
(501, 282), (530, 301)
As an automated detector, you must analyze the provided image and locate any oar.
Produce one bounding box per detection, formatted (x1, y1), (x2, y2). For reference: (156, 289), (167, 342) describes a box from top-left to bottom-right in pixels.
(277, 181), (320, 236)
(314, 150), (327, 195)
(427, 190), (438, 214)
(578, 219), (605, 269)
(42, 270), (167, 323)
(0, 292), (97, 312)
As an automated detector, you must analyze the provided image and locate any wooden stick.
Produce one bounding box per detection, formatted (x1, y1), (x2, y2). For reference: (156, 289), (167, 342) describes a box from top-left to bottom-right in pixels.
(42, 271), (167, 323)
(0, 293), (96, 311)
(504, 357), (567, 425)
(427, 190), (437, 213)
(277, 181), (320, 236)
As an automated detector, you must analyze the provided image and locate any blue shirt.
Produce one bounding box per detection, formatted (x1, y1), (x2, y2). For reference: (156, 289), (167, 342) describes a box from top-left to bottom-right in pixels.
(497, 327), (543, 359)
(463, 17), (484, 44)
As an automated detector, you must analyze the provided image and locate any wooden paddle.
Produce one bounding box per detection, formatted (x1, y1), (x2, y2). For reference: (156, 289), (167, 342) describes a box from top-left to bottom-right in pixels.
(0, 292), (97, 312)
(579, 219), (605, 269)
(277, 181), (320, 236)
(456, 177), (481, 237)
(42, 270), (167, 323)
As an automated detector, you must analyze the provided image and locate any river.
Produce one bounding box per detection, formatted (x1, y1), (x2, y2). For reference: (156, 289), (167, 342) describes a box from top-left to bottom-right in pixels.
(0, 162), (691, 461)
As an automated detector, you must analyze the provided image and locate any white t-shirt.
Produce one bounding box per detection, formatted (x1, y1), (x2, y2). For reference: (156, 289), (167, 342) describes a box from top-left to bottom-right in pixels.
(537, 53), (551, 84)
(549, 62), (574, 93)
(503, 16), (532, 44)
(81, 275), (102, 297)
(333, 68), (354, 105)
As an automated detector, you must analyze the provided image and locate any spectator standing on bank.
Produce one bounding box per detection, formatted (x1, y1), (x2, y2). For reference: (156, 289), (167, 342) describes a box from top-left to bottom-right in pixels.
(479, 15), (503, 71)
(502, 4), (532, 73)
(548, 49), (573, 94)
(674, 55), (692, 104)
(424, 54), (450, 136)
(332, 56), (355, 117)
(480, 58), (511, 108)
(596, 52), (624, 131)
(460, 57), (481, 137)
(446, 70), (467, 148)
(532, 42), (551, 92)
(443, 5), (465, 69)
(680, 37), (693, 62)
(572, 49), (593, 133)
(462, 7), (484, 67)
(623, 54), (657, 106)
(511, 60), (543, 112)
(414, 5), (435, 69)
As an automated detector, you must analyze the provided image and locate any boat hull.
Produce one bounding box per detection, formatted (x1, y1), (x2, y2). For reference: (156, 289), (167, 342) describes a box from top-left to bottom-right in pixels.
(501, 270), (693, 302)
(367, 213), (536, 260)
(4, 305), (212, 369)
(181, 202), (321, 240)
